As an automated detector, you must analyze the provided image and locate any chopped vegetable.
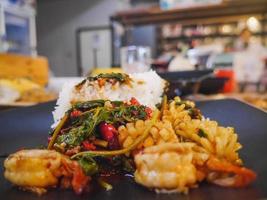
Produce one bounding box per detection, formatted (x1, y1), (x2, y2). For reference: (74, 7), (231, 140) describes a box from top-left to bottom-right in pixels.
(73, 100), (105, 111)
(70, 110), (82, 118)
(71, 109), (159, 158)
(88, 73), (131, 83)
(99, 122), (117, 141)
(48, 115), (68, 150)
(82, 141), (96, 151)
(97, 178), (113, 191)
(56, 126), (86, 147)
(98, 122), (120, 150)
(188, 108), (202, 120)
(175, 100), (193, 109)
(130, 97), (140, 105)
(145, 107), (152, 119)
(78, 156), (99, 176)
(122, 157), (135, 173)
(52, 99), (151, 150)
(198, 129), (208, 138)
(75, 79), (86, 91)
(75, 73), (132, 91)
(174, 98), (202, 120)
(93, 139), (108, 148)
(70, 161), (91, 194)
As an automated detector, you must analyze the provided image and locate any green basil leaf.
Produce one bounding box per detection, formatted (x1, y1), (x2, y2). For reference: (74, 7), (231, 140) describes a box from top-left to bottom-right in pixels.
(78, 156), (99, 176)
(198, 129), (208, 138)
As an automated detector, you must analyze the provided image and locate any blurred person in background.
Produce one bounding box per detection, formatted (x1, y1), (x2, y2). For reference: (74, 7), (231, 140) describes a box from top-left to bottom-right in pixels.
(259, 58), (267, 92)
(234, 28), (251, 51)
(168, 47), (194, 71)
(233, 27), (267, 92)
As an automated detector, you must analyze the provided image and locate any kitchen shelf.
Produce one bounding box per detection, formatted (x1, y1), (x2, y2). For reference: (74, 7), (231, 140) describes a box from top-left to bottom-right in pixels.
(111, 0), (267, 26)
(110, 0), (267, 65)
(160, 32), (267, 42)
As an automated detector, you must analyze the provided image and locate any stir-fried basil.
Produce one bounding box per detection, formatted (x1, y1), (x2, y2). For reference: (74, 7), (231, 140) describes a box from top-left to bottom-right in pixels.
(109, 105), (147, 123)
(75, 73), (132, 91)
(175, 100), (193, 109)
(72, 100), (105, 111)
(78, 156), (99, 176)
(122, 157), (135, 173)
(56, 126), (86, 146)
(77, 154), (134, 176)
(175, 100), (202, 120)
(188, 108), (202, 120)
(198, 128), (208, 138)
(54, 100), (149, 148)
(87, 73), (131, 83)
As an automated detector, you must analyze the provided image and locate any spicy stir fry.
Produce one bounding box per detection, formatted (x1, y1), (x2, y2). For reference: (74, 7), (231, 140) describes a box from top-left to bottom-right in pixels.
(48, 98), (153, 174)
(3, 72), (256, 195)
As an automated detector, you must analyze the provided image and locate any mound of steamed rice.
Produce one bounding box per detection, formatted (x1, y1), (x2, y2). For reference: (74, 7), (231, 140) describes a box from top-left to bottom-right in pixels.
(52, 71), (166, 128)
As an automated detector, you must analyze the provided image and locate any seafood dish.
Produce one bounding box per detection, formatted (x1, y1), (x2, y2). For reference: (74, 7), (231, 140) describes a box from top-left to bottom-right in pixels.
(3, 71), (256, 195)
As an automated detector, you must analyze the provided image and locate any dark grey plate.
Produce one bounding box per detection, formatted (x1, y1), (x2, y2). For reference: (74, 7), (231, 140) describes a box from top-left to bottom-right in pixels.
(0, 99), (267, 200)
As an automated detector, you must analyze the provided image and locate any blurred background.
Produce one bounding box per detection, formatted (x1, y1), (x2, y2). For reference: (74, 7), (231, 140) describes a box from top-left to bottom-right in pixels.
(0, 0), (266, 110)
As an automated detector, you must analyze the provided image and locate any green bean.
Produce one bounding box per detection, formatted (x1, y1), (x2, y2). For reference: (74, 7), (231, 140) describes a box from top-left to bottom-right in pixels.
(48, 114), (68, 150)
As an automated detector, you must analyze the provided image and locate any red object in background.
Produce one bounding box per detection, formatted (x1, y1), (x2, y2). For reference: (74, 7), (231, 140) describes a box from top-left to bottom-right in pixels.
(215, 69), (235, 93)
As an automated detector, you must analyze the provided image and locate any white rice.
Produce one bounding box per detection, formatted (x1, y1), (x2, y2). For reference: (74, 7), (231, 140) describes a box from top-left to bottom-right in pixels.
(52, 70), (166, 128)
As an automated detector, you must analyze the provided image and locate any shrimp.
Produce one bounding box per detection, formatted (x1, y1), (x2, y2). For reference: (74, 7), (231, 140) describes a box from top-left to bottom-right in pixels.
(205, 156), (256, 188)
(134, 143), (256, 193)
(134, 143), (208, 193)
(4, 149), (90, 195)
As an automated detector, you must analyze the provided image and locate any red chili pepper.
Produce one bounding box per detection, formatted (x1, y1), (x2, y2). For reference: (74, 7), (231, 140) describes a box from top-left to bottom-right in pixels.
(98, 122), (120, 150)
(97, 78), (106, 87)
(82, 141), (96, 150)
(71, 110), (82, 118)
(71, 161), (91, 194)
(99, 122), (117, 141)
(132, 110), (138, 116)
(145, 106), (153, 119)
(130, 97), (140, 105)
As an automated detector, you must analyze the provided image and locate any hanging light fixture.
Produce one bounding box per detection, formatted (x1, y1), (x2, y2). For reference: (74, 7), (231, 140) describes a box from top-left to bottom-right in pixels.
(246, 16), (261, 33)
